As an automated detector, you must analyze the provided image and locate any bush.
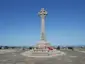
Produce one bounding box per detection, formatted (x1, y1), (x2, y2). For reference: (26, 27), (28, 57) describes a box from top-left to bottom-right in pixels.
(57, 46), (60, 50)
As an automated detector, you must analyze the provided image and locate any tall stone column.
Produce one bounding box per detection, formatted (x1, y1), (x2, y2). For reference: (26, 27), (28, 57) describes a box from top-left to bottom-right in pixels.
(38, 8), (47, 41)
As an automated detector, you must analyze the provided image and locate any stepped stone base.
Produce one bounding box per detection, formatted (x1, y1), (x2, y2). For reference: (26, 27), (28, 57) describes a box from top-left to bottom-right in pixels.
(21, 40), (66, 57)
(21, 49), (66, 58)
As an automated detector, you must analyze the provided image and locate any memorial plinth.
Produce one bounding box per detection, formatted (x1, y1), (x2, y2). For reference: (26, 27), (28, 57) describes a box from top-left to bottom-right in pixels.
(36, 40), (50, 48)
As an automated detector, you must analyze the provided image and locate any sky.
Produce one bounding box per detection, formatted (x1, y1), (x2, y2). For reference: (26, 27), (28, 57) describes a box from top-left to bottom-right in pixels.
(0, 0), (85, 46)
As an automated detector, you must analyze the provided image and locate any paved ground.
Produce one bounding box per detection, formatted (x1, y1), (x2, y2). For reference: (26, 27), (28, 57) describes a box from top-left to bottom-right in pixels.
(0, 49), (85, 64)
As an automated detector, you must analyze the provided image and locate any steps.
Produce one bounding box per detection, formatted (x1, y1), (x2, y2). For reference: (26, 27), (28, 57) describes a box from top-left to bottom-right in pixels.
(31, 52), (49, 56)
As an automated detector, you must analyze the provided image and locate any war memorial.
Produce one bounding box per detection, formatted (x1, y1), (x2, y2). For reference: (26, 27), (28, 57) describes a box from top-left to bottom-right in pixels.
(21, 8), (65, 57)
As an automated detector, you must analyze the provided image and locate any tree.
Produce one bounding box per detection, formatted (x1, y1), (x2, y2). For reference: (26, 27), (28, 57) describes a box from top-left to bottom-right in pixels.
(57, 46), (60, 50)
(29, 47), (33, 50)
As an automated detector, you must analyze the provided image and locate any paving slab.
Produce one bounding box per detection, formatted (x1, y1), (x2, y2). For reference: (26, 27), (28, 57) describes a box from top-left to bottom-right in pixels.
(0, 49), (85, 64)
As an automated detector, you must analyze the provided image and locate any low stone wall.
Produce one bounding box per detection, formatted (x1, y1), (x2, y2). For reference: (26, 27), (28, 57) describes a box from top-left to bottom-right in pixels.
(0, 49), (17, 54)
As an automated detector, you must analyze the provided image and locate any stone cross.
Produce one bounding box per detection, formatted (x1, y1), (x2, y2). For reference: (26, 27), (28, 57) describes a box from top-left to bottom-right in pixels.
(38, 8), (47, 41)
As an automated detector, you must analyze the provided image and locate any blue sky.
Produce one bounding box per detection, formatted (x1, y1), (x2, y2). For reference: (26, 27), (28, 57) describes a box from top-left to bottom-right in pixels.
(0, 0), (85, 46)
